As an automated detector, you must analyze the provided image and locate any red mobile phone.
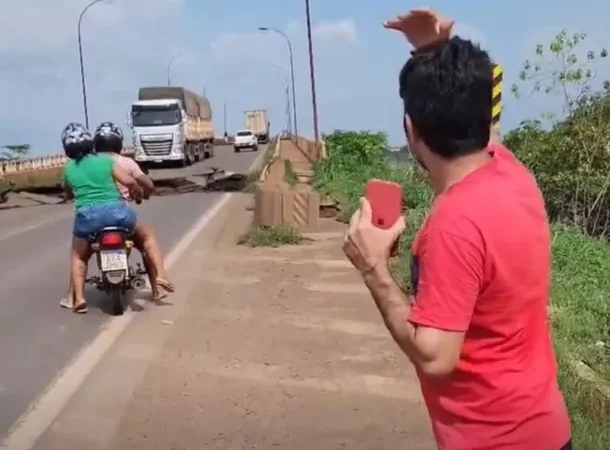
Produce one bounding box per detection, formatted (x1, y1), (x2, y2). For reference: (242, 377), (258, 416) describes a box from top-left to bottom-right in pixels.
(364, 179), (403, 229)
(364, 179), (404, 256)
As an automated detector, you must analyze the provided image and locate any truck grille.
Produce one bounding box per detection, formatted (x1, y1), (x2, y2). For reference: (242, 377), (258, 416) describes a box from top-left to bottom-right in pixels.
(141, 139), (172, 156)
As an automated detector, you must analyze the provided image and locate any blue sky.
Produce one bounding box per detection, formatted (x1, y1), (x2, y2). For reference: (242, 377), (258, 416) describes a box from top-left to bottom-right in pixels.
(0, 0), (608, 155)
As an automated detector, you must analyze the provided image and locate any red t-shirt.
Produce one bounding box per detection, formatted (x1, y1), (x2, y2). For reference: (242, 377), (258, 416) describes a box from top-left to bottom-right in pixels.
(409, 145), (571, 450)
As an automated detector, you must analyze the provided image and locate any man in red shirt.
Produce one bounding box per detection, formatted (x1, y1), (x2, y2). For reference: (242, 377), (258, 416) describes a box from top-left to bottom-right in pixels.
(343, 9), (572, 450)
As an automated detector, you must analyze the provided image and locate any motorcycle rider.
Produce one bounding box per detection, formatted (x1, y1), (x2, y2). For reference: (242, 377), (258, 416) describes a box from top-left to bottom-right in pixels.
(92, 122), (174, 299)
(61, 122), (143, 313)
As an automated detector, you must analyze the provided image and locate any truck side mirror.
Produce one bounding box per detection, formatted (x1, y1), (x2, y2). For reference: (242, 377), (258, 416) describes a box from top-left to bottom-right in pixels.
(126, 111), (132, 127)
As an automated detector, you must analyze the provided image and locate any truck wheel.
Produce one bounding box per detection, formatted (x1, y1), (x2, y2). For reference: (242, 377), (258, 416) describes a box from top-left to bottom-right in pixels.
(204, 144), (214, 159)
(234, 147), (240, 153)
(254, 145), (259, 152)
(179, 154), (188, 167)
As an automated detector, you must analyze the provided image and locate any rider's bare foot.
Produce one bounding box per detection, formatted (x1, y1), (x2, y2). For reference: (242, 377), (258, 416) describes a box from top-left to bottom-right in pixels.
(156, 278), (175, 294)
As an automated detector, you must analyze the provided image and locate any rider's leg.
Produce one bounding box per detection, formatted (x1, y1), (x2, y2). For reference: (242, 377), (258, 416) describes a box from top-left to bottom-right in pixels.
(133, 220), (174, 293)
(132, 234), (159, 299)
(71, 237), (89, 313)
(63, 249), (92, 308)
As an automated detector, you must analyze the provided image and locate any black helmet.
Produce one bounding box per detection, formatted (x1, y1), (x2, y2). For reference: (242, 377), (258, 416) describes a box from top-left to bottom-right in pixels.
(94, 121), (124, 153)
(61, 122), (93, 160)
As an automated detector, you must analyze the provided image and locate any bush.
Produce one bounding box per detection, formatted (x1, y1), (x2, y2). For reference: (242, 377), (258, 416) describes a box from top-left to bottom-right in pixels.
(237, 224), (304, 247)
(504, 91), (610, 236)
(507, 29), (610, 237)
(314, 130), (432, 222)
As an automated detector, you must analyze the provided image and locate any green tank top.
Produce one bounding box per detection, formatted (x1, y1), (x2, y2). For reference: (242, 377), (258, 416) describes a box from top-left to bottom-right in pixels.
(63, 154), (121, 209)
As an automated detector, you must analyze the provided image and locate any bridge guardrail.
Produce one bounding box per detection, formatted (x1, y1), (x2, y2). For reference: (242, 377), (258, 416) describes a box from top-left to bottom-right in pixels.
(0, 137), (237, 178)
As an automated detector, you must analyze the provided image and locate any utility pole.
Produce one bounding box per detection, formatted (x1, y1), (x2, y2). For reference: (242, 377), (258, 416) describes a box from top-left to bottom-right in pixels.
(223, 101), (227, 136)
(304, 0), (320, 143)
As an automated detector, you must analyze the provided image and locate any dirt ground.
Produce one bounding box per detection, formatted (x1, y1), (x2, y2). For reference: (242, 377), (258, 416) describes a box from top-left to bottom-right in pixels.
(113, 197), (434, 449)
(32, 194), (435, 450)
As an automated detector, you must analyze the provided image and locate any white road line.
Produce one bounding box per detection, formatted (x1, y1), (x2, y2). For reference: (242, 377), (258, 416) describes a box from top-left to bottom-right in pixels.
(0, 148), (268, 450)
(0, 212), (72, 243)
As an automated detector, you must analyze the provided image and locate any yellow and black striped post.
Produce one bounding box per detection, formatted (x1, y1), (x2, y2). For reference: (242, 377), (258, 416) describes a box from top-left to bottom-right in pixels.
(492, 64), (503, 131)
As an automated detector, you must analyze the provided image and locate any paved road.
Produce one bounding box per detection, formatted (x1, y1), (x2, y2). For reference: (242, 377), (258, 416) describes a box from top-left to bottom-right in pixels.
(0, 144), (264, 438)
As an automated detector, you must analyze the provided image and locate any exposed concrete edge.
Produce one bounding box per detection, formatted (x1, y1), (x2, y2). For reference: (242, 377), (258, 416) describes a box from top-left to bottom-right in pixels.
(571, 359), (610, 413)
(258, 136), (282, 182)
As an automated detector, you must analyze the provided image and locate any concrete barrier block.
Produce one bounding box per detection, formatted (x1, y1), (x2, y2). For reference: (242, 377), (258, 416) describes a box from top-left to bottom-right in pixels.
(254, 183), (284, 227)
(281, 186), (320, 232)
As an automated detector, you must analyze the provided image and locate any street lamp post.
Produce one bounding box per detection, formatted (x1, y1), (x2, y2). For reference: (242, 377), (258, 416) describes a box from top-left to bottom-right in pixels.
(78, 0), (110, 130)
(304, 0), (319, 144)
(258, 27), (298, 138)
(167, 53), (183, 86)
(264, 62), (292, 135)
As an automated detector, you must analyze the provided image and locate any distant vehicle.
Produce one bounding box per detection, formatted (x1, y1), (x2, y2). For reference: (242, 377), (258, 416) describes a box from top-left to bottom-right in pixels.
(233, 130), (259, 153)
(244, 110), (269, 144)
(128, 87), (215, 168)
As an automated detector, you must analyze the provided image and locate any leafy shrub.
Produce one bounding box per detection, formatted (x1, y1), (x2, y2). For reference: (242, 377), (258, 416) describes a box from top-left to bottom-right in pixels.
(314, 130), (432, 222)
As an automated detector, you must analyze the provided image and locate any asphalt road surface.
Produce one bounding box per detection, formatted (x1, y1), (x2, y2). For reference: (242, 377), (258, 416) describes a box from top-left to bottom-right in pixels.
(0, 144), (264, 438)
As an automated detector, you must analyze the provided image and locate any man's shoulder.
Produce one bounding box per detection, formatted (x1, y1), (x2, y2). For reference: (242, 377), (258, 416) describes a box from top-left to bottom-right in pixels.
(114, 154), (138, 168)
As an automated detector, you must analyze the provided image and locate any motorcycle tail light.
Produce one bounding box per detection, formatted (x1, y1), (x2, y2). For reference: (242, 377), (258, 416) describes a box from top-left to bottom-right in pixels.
(100, 232), (124, 247)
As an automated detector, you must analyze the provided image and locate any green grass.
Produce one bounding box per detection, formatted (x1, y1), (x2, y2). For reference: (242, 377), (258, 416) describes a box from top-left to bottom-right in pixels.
(284, 159), (299, 187)
(242, 137), (280, 193)
(237, 224), (304, 247)
(315, 130), (610, 449)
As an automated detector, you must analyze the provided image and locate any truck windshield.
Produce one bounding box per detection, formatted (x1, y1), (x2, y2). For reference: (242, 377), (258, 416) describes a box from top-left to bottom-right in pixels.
(132, 105), (181, 127)
(237, 131), (252, 136)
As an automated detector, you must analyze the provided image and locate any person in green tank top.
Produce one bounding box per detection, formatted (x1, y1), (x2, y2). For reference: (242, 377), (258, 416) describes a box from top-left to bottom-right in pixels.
(61, 123), (143, 313)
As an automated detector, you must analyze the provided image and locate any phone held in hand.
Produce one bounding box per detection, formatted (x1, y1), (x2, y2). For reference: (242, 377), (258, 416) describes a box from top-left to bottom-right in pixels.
(364, 179), (404, 256)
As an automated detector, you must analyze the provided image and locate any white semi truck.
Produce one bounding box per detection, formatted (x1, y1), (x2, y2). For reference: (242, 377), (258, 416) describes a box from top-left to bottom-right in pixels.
(244, 109), (270, 144)
(128, 87), (214, 167)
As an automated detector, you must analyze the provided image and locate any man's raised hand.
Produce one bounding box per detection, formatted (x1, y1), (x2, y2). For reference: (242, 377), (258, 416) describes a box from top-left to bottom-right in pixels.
(383, 8), (454, 50)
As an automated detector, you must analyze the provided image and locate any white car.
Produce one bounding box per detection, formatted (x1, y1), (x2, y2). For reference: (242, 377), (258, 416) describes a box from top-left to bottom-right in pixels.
(233, 130), (258, 152)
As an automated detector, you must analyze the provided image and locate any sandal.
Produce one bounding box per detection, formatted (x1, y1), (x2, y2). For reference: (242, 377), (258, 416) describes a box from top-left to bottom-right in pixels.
(151, 292), (168, 302)
(73, 301), (88, 314)
(156, 278), (175, 293)
(60, 297), (73, 309)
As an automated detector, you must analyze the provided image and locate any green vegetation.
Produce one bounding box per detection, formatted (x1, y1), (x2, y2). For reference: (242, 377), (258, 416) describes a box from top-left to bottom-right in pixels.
(283, 159), (299, 187)
(314, 30), (609, 449)
(314, 130), (432, 222)
(243, 136), (280, 193)
(237, 224), (304, 248)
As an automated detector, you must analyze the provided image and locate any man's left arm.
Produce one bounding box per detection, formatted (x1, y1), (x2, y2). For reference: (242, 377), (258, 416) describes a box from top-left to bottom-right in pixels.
(364, 227), (483, 379)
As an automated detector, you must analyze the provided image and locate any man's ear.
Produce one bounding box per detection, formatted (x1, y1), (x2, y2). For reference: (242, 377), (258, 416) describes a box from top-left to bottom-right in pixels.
(404, 115), (418, 141)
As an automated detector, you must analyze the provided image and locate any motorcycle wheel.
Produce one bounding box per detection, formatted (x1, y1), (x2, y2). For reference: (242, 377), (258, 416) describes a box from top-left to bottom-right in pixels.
(110, 287), (125, 316)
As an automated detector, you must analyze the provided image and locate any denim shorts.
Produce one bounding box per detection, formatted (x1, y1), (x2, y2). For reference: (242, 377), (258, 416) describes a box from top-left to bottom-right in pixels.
(73, 202), (137, 239)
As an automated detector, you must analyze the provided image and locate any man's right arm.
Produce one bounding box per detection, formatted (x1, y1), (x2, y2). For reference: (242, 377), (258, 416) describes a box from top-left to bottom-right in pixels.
(124, 158), (154, 198)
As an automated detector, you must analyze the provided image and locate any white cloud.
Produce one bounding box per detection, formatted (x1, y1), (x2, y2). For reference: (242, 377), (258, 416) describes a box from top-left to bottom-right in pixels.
(313, 19), (358, 44)
(210, 18), (358, 66)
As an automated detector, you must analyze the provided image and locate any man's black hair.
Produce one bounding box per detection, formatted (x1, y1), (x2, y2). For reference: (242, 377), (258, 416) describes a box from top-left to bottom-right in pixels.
(399, 36), (493, 159)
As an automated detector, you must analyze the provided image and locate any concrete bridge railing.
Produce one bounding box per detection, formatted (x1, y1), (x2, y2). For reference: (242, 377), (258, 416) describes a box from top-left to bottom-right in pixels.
(255, 135), (326, 232)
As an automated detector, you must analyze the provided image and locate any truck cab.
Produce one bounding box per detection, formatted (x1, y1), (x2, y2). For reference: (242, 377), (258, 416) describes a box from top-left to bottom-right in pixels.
(129, 99), (194, 166)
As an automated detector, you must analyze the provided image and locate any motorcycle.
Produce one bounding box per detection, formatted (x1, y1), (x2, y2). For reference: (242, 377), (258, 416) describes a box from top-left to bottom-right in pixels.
(86, 226), (148, 316)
